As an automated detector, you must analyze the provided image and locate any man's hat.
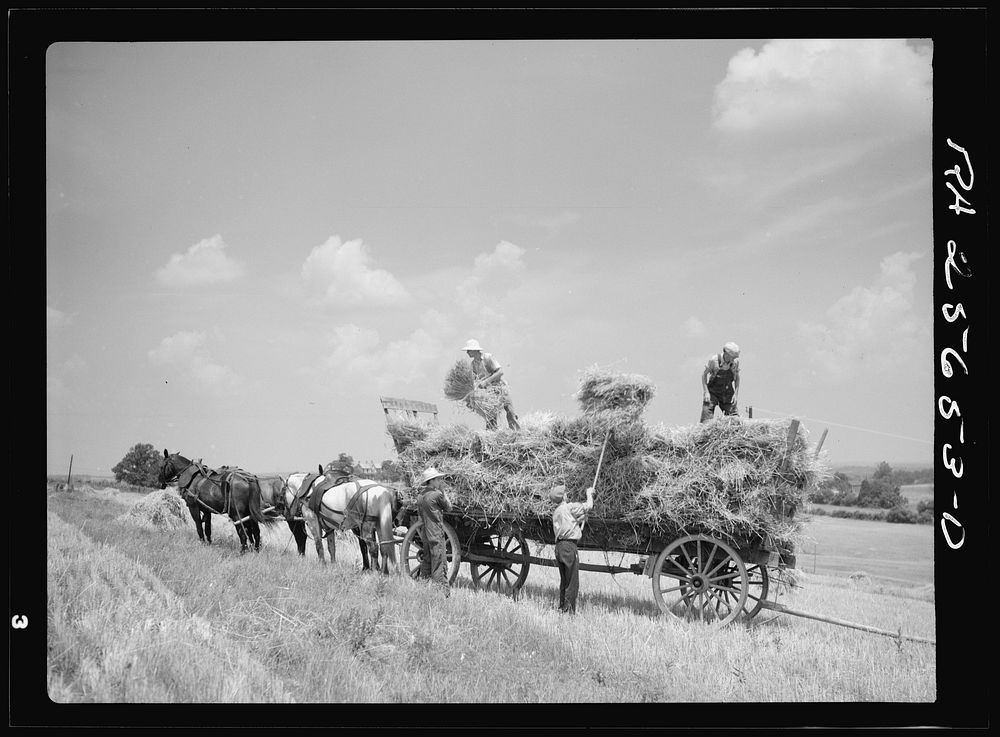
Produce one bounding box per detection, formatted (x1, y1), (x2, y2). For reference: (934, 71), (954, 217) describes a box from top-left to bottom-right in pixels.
(415, 467), (448, 487)
(462, 339), (482, 352)
(548, 484), (567, 503)
(723, 342), (740, 356)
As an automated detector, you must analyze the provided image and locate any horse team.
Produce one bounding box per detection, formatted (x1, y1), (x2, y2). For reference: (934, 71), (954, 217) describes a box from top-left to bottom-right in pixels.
(159, 450), (401, 573)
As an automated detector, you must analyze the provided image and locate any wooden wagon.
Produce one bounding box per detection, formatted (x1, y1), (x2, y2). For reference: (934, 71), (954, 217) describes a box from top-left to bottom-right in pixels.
(395, 504), (796, 626)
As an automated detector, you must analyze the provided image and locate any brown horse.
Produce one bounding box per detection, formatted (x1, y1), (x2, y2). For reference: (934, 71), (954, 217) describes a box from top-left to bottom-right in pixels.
(159, 450), (277, 553)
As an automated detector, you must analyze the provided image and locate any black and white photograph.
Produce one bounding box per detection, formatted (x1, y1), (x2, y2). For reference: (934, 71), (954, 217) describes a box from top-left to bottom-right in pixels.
(14, 6), (988, 729)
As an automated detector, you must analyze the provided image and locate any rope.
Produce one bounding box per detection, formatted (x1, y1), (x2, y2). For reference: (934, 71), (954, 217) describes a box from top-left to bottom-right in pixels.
(750, 407), (932, 445)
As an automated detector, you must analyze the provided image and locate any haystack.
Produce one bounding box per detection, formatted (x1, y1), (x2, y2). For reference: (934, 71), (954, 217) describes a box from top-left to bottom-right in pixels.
(397, 367), (828, 552)
(115, 489), (191, 531)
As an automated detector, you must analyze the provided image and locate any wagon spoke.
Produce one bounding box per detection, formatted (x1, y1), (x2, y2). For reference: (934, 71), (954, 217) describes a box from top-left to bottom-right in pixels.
(680, 542), (695, 569)
(711, 584), (746, 596)
(502, 535), (514, 553)
(709, 570), (742, 583)
(657, 582), (689, 595)
(711, 590), (724, 617)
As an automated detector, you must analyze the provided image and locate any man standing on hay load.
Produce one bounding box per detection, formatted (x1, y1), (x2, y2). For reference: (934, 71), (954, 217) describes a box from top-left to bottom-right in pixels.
(463, 338), (521, 431)
(415, 467), (454, 597)
(700, 342), (741, 423)
(550, 483), (594, 614)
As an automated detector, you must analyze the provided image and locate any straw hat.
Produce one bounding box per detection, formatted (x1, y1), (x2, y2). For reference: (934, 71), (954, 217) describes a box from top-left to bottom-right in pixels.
(548, 485), (567, 503)
(415, 467), (448, 487)
(723, 342), (740, 356)
(462, 339), (482, 352)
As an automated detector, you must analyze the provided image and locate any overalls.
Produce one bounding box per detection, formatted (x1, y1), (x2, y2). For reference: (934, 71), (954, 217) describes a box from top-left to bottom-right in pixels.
(701, 357), (738, 422)
(417, 489), (451, 593)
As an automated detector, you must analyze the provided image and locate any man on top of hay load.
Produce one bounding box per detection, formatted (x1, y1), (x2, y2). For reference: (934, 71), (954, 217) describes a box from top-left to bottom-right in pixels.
(700, 342), (741, 423)
(463, 338), (521, 431)
(550, 483), (595, 614)
(415, 467), (455, 597)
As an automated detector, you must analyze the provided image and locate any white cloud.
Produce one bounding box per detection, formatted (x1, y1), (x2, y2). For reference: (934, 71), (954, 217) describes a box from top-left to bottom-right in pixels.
(148, 331), (206, 365)
(712, 39), (931, 139)
(798, 251), (926, 383)
(148, 330), (255, 396)
(300, 236), (409, 307)
(456, 240), (527, 318)
(682, 316), (707, 338)
(473, 240), (526, 274)
(155, 234), (246, 287)
(323, 325), (442, 388)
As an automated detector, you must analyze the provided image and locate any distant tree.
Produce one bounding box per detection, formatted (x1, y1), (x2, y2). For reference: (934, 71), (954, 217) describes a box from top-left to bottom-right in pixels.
(336, 452), (355, 468)
(857, 476), (905, 509)
(112, 443), (162, 488)
(813, 472), (854, 504)
(872, 461), (895, 481)
(379, 459), (403, 482)
(895, 468), (934, 485)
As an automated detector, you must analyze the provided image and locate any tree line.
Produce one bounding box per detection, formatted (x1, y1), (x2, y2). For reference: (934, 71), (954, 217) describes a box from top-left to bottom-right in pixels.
(808, 461), (933, 524)
(112, 443), (406, 489)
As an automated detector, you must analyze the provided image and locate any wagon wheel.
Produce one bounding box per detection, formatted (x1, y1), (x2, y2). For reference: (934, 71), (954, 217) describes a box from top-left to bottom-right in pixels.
(708, 560), (770, 620)
(398, 520), (462, 585)
(743, 563), (770, 619)
(651, 534), (749, 626)
(468, 527), (531, 594)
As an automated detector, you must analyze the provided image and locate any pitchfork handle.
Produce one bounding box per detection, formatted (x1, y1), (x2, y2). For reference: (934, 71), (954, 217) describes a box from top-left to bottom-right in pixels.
(592, 429), (611, 491)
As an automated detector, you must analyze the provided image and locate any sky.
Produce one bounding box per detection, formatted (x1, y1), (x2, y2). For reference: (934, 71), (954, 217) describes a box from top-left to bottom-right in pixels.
(45, 37), (935, 476)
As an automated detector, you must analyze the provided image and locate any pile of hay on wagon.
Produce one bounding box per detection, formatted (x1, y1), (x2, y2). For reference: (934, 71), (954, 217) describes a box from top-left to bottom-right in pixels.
(388, 366), (829, 552)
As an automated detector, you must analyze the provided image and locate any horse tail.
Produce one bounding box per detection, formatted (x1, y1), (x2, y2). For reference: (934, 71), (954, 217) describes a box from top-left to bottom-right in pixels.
(248, 477), (272, 524)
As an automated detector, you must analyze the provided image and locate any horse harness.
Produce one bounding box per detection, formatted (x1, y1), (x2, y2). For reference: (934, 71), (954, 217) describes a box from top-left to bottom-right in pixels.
(292, 474), (382, 538)
(175, 460), (256, 517)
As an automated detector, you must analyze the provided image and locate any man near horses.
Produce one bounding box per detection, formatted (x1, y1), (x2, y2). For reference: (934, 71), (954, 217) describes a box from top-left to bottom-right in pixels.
(415, 467), (454, 597)
(700, 342), (741, 423)
(463, 338), (520, 431)
(549, 483), (594, 614)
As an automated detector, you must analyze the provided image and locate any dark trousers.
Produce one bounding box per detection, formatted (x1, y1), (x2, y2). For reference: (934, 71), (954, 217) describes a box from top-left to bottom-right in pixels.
(419, 530), (450, 593)
(555, 539), (580, 613)
(700, 391), (737, 422)
(486, 400), (521, 431)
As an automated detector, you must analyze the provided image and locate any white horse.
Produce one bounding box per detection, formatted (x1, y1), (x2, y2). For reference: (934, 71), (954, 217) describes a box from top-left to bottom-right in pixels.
(282, 471), (399, 574)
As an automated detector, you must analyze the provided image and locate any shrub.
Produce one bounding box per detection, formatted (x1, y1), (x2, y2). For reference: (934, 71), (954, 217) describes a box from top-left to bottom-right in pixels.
(885, 504), (917, 524)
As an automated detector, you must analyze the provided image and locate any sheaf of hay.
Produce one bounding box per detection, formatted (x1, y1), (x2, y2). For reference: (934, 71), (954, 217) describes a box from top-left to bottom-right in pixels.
(115, 489), (191, 531)
(397, 370), (829, 552)
(575, 364), (656, 417)
(443, 359), (505, 421)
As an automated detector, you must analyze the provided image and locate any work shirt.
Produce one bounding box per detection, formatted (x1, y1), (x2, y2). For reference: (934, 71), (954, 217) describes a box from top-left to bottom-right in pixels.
(471, 352), (508, 388)
(552, 500), (591, 542)
(417, 488), (453, 532)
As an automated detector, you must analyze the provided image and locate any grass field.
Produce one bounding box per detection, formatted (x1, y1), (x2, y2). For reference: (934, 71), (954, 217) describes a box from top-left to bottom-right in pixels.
(46, 486), (936, 705)
(795, 515), (933, 585)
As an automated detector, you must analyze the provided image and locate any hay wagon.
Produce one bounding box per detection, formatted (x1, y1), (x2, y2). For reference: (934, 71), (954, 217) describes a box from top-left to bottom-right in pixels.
(395, 504), (796, 626)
